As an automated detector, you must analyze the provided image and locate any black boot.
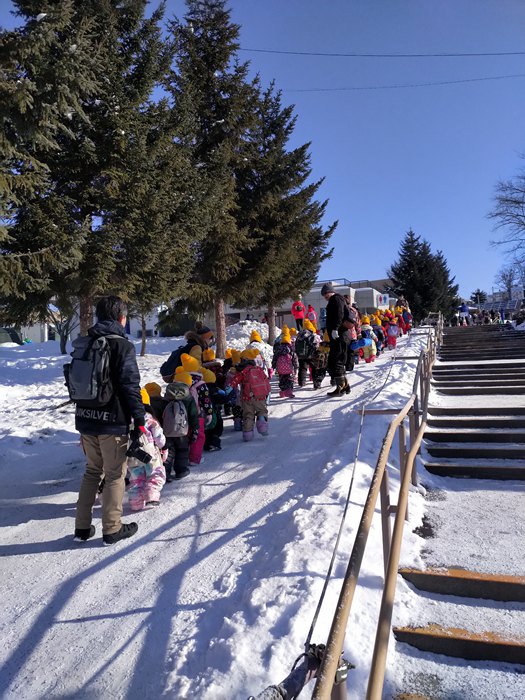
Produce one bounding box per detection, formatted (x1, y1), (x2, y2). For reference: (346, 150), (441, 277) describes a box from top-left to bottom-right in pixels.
(327, 378), (345, 397)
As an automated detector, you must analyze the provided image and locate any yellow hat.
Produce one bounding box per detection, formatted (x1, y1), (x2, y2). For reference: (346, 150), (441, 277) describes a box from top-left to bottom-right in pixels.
(231, 349), (242, 365)
(250, 330), (262, 343)
(189, 345), (202, 361)
(181, 353), (201, 373)
(281, 324), (289, 333)
(323, 330), (330, 342)
(225, 348), (232, 359)
(176, 371), (193, 387)
(202, 347), (216, 362)
(362, 315), (370, 324)
(144, 382), (162, 398)
(290, 327), (297, 335)
(281, 332), (291, 344)
(140, 387), (150, 405)
(202, 368), (216, 383)
(303, 319), (314, 332)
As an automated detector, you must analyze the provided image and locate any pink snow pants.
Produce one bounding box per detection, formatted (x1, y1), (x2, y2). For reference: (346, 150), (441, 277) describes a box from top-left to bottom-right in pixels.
(189, 417), (205, 465)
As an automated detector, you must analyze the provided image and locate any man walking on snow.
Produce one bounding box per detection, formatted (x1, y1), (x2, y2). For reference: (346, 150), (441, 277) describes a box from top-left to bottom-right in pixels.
(321, 283), (350, 397)
(73, 296), (145, 545)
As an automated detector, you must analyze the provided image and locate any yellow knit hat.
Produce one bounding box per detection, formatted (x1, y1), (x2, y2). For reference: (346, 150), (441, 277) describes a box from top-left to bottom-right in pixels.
(225, 348), (232, 359)
(290, 327), (297, 335)
(144, 382), (162, 398)
(203, 348), (216, 362)
(202, 368), (216, 383)
(140, 387), (150, 405)
(231, 349), (242, 365)
(303, 319), (314, 332)
(250, 330), (262, 343)
(181, 353), (201, 373)
(176, 371), (193, 387)
(362, 315), (370, 324)
(281, 332), (291, 344)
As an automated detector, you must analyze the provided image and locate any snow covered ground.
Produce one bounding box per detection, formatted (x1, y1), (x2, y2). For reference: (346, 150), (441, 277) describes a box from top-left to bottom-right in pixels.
(2, 323), (515, 699)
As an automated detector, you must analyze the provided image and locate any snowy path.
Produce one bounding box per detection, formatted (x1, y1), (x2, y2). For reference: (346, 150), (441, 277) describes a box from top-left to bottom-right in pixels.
(0, 332), (426, 699)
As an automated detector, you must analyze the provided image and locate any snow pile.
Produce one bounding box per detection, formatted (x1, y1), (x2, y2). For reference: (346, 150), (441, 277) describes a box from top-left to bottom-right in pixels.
(225, 320), (277, 366)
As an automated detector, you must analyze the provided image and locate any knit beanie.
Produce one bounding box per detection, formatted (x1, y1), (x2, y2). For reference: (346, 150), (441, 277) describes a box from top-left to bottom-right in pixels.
(231, 349), (242, 366)
(250, 329), (262, 343)
(320, 282), (334, 296)
(290, 327), (297, 336)
(194, 321), (215, 343)
(224, 348), (232, 359)
(181, 352), (201, 373)
(281, 331), (291, 344)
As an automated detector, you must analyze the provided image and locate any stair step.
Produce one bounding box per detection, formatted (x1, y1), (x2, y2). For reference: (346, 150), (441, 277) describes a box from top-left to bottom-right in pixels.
(424, 429), (525, 443)
(431, 373), (525, 382)
(435, 386), (525, 395)
(428, 406), (525, 416)
(432, 379), (525, 386)
(399, 568), (525, 601)
(393, 624), (525, 665)
(425, 444), (525, 459)
(423, 461), (525, 479)
(427, 417), (525, 429)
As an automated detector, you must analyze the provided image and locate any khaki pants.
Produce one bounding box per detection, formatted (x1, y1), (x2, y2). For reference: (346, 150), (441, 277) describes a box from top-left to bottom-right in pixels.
(242, 399), (268, 432)
(76, 434), (128, 536)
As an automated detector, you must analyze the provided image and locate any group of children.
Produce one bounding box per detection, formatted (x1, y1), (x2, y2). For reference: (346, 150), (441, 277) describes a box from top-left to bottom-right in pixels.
(122, 303), (413, 512)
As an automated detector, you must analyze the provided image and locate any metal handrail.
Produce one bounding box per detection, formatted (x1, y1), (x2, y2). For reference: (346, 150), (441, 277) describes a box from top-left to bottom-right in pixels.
(312, 318), (441, 699)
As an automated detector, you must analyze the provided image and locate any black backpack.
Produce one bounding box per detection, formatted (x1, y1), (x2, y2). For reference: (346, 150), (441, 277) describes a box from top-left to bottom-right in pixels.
(64, 334), (119, 407)
(295, 330), (316, 360)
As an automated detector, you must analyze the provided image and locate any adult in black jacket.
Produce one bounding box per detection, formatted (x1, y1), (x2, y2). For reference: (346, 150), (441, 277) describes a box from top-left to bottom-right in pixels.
(160, 323), (215, 382)
(322, 283), (350, 396)
(74, 296), (145, 546)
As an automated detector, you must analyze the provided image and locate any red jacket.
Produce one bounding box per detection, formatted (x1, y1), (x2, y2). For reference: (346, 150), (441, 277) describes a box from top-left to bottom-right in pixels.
(291, 300), (306, 319)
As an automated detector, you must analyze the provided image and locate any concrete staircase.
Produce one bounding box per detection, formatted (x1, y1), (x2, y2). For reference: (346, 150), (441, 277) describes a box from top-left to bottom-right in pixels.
(392, 324), (525, 699)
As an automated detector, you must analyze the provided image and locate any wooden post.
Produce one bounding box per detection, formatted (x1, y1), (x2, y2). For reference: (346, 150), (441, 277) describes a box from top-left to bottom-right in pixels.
(267, 304), (277, 345)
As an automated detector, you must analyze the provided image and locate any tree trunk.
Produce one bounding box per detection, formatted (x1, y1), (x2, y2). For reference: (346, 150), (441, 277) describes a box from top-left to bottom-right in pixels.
(59, 330), (68, 355)
(79, 296), (94, 336)
(140, 314), (147, 357)
(214, 297), (226, 358)
(267, 304), (277, 345)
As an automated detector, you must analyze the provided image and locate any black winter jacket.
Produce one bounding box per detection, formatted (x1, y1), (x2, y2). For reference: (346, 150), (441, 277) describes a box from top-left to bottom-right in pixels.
(325, 293), (347, 335)
(160, 331), (206, 381)
(74, 320), (145, 436)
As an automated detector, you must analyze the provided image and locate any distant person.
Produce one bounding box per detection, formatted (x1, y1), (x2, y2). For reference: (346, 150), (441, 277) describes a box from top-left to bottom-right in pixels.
(306, 304), (317, 329)
(458, 302), (470, 326)
(291, 294), (306, 331)
(72, 296), (144, 545)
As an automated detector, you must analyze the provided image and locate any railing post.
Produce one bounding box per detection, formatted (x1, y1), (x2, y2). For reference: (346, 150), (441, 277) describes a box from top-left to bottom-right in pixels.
(398, 422), (409, 520)
(379, 470), (391, 577)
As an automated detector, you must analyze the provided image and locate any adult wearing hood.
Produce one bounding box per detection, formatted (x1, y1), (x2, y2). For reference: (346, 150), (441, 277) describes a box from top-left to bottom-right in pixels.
(321, 283), (350, 396)
(160, 321), (215, 382)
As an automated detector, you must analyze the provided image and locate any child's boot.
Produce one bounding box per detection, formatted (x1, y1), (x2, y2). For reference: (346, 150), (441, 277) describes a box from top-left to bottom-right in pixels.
(243, 430), (254, 442)
(256, 416), (268, 436)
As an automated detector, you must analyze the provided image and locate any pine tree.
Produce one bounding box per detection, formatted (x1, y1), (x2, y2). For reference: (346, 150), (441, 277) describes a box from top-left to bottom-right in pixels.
(1, 1), (175, 336)
(470, 288), (487, 305)
(387, 229), (458, 322)
(233, 83), (336, 342)
(0, 1), (102, 294)
(166, 0), (259, 355)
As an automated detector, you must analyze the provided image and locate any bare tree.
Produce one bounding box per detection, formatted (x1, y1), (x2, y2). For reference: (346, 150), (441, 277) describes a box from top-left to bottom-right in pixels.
(489, 157), (525, 259)
(494, 264), (519, 301)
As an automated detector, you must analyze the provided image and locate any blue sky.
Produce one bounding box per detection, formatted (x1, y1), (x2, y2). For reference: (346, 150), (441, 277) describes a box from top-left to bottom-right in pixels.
(3, 1), (525, 299)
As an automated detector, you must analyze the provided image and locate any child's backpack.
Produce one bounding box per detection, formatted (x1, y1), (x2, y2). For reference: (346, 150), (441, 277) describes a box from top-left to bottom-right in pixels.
(361, 327), (372, 340)
(63, 334), (120, 407)
(162, 400), (189, 438)
(245, 366), (270, 400)
(276, 351), (293, 375)
(295, 330), (316, 360)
